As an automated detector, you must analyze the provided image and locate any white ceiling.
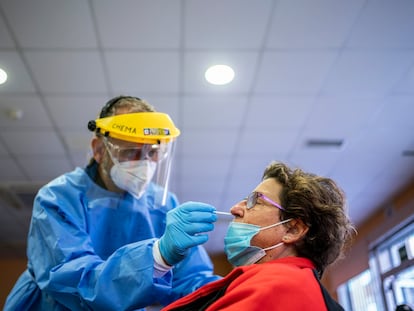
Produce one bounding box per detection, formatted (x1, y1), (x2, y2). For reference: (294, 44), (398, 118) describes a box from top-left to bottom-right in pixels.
(0, 0), (414, 257)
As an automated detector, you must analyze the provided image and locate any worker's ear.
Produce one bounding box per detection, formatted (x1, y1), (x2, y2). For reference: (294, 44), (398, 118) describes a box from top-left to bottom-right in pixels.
(91, 137), (105, 163)
(282, 219), (309, 244)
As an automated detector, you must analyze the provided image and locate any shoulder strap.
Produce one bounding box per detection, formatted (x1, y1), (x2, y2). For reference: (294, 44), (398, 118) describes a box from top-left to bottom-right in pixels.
(312, 270), (345, 311)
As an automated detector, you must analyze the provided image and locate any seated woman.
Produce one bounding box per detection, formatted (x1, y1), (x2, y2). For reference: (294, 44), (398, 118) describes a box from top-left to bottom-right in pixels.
(162, 161), (355, 311)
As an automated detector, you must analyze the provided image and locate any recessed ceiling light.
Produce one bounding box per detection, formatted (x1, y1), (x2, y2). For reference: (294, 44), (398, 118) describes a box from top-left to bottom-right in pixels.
(205, 65), (235, 85)
(0, 68), (7, 85)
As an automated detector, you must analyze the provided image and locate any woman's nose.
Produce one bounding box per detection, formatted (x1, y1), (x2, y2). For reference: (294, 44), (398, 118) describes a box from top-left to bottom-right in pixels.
(230, 200), (246, 217)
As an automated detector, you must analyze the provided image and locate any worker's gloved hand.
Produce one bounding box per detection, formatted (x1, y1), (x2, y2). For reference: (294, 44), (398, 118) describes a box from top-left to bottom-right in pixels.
(159, 201), (217, 266)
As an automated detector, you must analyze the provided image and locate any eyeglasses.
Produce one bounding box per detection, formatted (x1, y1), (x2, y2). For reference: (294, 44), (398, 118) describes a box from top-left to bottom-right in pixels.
(103, 138), (161, 162)
(246, 191), (285, 211)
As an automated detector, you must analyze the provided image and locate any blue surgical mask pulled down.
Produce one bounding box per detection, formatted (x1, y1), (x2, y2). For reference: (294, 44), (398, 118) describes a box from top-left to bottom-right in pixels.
(224, 218), (292, 266)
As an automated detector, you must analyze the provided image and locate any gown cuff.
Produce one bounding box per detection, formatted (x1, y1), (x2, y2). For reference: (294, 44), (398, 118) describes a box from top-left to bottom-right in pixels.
(153, 239), (173, 278)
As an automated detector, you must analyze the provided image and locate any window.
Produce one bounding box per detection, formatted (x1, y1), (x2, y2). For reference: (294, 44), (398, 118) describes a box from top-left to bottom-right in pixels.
(338, 217), (414, 310)
(338, 269), (383, 311)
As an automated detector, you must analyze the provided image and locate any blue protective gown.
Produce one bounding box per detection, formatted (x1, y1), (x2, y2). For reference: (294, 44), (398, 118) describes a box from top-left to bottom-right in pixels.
(4, 164), (220, 311)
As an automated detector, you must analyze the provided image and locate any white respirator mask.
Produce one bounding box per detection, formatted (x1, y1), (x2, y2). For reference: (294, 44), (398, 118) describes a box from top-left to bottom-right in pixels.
(110, 159), (157, 199)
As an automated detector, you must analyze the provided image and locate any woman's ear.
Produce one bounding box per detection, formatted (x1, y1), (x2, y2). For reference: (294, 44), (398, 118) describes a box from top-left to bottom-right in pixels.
(91, 137), (104, 163)
(282, 219), (309, 244)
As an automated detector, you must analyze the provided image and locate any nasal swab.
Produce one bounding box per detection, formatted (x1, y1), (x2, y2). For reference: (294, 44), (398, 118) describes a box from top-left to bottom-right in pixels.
(215, 211), (232, 216)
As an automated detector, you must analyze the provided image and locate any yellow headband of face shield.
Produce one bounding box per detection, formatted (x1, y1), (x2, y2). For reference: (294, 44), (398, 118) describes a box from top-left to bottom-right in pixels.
(88, 112), (180, 144)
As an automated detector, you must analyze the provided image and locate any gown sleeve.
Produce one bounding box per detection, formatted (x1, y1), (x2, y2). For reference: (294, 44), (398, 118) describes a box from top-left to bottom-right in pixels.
(24, 175), (219, 310)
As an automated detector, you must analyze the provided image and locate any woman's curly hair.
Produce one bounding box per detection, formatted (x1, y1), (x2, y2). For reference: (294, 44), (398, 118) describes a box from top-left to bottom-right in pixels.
(262, 161), (355, 274)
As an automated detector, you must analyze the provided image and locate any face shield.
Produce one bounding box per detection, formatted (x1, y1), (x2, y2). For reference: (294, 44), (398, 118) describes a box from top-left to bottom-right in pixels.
(88, 112), (180, 207)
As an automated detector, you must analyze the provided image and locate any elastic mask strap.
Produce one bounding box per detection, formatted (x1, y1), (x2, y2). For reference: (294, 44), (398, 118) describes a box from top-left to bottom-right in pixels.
(259, 218), (293, 231)
(263, 241), (284, 252)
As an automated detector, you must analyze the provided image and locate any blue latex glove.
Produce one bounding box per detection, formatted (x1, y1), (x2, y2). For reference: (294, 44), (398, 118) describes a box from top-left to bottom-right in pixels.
(159, 201), (217, 266)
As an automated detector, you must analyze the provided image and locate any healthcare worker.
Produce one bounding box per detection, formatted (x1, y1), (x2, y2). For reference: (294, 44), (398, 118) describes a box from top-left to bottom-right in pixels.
(5, 96), (220, 311)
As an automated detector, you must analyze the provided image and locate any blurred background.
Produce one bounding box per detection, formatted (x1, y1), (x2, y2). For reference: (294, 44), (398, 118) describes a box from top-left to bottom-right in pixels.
(0, 1), (413, 309)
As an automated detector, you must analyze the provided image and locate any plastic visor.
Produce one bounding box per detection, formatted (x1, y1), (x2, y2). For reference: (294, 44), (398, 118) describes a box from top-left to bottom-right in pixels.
(103, 136), (176, 207)
(153, 139), (176, 207)
(92, 112), (180, 144)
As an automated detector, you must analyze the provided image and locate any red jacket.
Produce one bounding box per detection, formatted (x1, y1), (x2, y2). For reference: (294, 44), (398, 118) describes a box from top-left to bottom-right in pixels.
(162, 257), (338, 311)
